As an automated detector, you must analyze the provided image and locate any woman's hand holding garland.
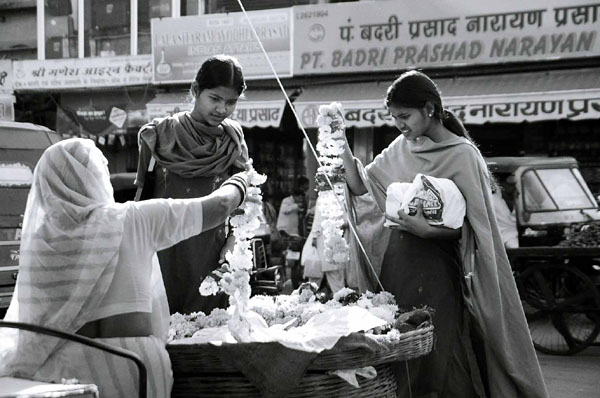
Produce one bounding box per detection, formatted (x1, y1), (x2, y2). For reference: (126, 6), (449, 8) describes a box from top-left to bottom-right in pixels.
(315, 102), (351, 265)
(199, 161), (268, 341)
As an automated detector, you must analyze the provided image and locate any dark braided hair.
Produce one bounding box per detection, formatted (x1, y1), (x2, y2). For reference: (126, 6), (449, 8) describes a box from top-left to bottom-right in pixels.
(385, 70), (474, 142)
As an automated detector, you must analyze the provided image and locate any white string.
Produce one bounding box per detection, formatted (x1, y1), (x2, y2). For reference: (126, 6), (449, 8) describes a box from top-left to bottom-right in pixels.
(236, 0), (384, 291)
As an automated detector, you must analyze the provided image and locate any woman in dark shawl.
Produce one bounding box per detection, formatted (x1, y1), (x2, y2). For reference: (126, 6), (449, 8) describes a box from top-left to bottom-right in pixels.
(341, 71), (548, 398)
(135, 55), (249, 315)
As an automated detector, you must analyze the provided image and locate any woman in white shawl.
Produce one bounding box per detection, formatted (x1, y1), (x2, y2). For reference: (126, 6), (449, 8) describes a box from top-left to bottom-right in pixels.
(340, 71), (548, 398)
(0, 138), (248, 397)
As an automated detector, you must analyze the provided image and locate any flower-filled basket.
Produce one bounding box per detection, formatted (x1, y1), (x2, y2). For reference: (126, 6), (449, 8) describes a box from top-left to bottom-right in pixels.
(167, 286), (434, 398)
(165, 103), (434, 397)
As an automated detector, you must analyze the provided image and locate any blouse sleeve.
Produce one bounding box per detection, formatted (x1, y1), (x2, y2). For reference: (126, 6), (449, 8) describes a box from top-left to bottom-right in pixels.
(128, 198), (204, 252)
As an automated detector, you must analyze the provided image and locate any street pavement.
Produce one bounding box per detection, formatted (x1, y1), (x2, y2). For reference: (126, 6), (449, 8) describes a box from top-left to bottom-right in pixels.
(538, 346), (600, 398)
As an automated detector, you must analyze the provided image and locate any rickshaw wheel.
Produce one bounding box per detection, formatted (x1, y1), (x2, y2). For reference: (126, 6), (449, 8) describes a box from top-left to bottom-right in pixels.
(517, 263), (600, 355)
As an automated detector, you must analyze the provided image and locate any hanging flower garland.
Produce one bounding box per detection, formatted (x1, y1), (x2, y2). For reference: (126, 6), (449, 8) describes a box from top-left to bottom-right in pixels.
(198, 162), (267, 341)
(315, 102), (350, 265)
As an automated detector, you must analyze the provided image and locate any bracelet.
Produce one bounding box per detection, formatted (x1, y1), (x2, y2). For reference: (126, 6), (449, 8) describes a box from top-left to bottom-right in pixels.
(221, 174), (248, 206)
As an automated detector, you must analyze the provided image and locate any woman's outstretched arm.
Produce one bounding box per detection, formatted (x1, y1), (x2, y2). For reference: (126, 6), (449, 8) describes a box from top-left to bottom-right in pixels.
(340, 141), (368, 196)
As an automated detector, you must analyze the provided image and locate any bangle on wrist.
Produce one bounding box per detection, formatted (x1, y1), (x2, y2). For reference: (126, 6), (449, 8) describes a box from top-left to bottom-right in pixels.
(221, 175), (247, 206)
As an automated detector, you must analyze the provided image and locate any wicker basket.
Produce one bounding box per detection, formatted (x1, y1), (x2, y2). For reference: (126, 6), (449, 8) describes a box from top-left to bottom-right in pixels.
(311, 325), (434, 370)
(168, 343), (234, 375)
(171, 364), (397, 398)
(167, 325), (434, 375)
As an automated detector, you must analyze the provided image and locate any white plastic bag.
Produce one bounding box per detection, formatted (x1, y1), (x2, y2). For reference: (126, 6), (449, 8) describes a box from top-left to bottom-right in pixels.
(385, 174), (466, 229)
(301, 237), (323, 278)
(385, 182), (412, 228)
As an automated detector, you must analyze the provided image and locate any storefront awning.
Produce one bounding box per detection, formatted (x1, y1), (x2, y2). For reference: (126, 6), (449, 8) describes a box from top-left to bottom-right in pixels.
(58, 92), (129, 137)
(293, 82), (391, 129)
(293, 68), (600, 127)
(146, 89), (292, 129)
(441, 68), (600, 124)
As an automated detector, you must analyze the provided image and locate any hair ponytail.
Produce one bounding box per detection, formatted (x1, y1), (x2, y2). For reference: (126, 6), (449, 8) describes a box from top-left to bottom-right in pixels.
(387, 70), (477, 144)
(442, 109), (472, 138)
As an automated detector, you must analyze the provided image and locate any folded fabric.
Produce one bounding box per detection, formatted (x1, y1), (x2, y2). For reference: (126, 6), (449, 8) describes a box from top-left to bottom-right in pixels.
(385, 173), (466, 229)
(213, 331), (387, 397)
(215, 341), (319, 398)
(329, 365), (377, 388)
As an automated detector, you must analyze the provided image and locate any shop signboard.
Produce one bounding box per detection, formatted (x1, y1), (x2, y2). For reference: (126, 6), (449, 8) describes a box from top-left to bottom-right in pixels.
(0, 60), (13, 95)
(296, 92), (600, 127)
(294, 71), (600, 127)
(446, 91), (600, 124)
(59, 91), (129, 137)
(12, 56), (153, 90)
(230, 100), (286, 128)
(152, 8), (292, 83)
(293, 0), (600, 75)
(146, 92), (287, 128)
(147, 101), (285, 128)
(296, 99), (393, 129)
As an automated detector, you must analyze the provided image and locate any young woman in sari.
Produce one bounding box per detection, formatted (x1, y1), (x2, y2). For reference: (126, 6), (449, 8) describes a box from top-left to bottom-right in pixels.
(0, 138), (248, 397)
(341, 71), (548, 398)
(135, 55), (249, 315)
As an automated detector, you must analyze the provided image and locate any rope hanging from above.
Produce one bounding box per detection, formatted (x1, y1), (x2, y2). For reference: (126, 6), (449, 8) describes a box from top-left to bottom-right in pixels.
(234, 0), (384, 291)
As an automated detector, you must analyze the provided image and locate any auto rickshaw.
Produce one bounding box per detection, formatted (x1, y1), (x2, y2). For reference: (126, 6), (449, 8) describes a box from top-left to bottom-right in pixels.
(487, 156), (600, 355)
(0, 121), (63, 316)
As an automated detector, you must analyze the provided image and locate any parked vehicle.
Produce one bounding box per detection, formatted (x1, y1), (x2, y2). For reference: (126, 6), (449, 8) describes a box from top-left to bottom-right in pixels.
(0, 121), (63, 316)
(487, 156), (600, 355)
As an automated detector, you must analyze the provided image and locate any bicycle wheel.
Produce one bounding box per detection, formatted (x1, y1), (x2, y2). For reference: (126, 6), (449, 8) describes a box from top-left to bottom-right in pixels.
(517, 263), (600, 355)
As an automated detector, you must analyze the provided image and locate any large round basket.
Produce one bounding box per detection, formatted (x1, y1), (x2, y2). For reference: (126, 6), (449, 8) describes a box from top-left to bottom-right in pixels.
(310, 325), (434, 370)
(171, 364), (396, 398)
(167, 325), (433, 375)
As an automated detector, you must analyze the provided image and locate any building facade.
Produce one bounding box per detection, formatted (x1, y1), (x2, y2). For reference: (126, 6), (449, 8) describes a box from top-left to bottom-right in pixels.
(2, 0), (600, 203)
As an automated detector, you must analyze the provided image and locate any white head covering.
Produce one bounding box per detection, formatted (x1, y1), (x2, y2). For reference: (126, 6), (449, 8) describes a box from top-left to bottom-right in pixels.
(0, 138), (127, 378)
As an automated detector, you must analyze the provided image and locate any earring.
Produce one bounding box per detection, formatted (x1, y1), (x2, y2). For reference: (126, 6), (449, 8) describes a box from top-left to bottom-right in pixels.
(428, 112), (433, 117)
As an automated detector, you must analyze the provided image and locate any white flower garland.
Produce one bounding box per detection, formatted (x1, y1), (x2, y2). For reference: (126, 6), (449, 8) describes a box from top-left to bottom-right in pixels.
(315, 102), (350, 265)
(198, 163), (267, 341)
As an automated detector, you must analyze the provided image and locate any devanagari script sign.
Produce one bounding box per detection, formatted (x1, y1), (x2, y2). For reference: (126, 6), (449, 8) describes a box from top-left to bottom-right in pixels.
(152, 8), (292, 83)
(293, 0), (600, 74)
(445, 92), (600, 124)
(12, 56), (152, 90)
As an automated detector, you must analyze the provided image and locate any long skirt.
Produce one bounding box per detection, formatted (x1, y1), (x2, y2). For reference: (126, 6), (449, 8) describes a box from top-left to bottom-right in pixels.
(379, 230), (487, 398)
(153, 167), (230, 315)
(34, 335), (172, 398)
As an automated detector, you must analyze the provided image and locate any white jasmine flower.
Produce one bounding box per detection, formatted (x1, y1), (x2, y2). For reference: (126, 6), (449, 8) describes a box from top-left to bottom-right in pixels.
(199, 276), (220, 296)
